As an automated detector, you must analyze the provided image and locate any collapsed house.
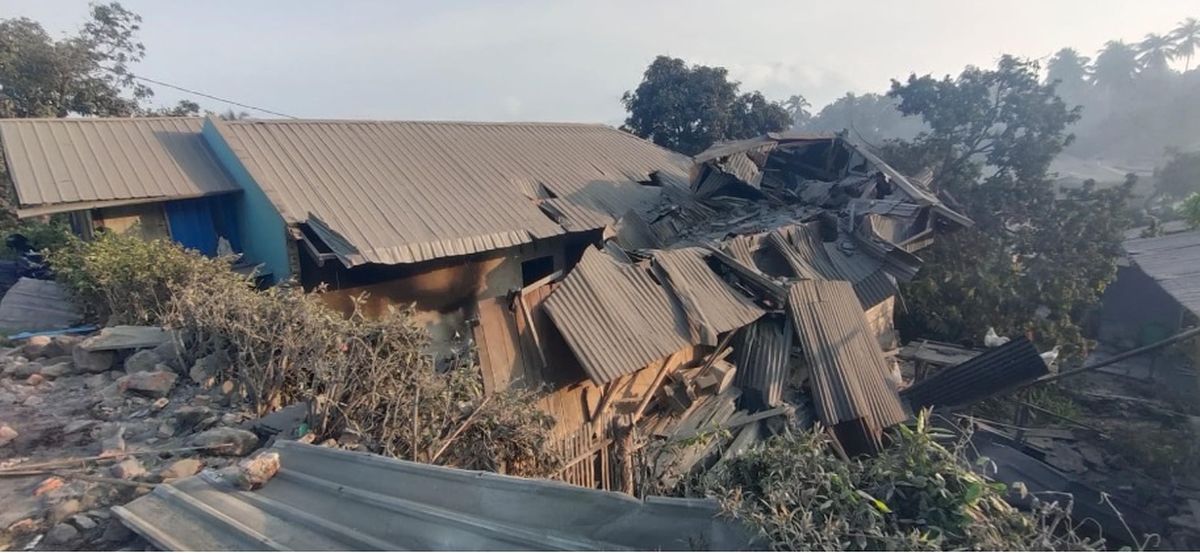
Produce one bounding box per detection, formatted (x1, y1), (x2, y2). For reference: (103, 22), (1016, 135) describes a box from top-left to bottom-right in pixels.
(1, 119), (992, 489)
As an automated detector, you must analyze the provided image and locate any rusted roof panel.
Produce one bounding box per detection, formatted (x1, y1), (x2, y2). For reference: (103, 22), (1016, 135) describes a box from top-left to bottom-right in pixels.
(543, 248), (691, 383)
(786, 280), (907, 439)
(732, 314), (792, 410)
(902, 337), (1047, 412)
(651, 247), (764, 345)
(0, 118), (239, 217)
(212, 119), (691, 266)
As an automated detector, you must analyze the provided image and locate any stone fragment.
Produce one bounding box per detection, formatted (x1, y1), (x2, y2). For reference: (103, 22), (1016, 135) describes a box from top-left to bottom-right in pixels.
(188, 354), (225, 387)
(24, 373), (44, 386)
(151, 397), (169, 410)
(222, 450), (280, 491)
(42, 335), (81, 359)
(79, 326), (168, 351)
(38, 361), (73, 379)
(157, 458), (203, 480)
(100, 520), (133, 543)
(20, 336), (52, 359)
(118, 370), (177, 398)
(73, 347), (115, 373)
(174, 406), (214, 430)
(189, 427), (260, 456)
(0, 423), (16, 447)
(123, 350), (161, 375)
(63, 420), (98, 435)
(46, 522), (80, 545)
(110, 458), (146, 480)
(33, 476), (64, 496)
(70, 513), (97, 531)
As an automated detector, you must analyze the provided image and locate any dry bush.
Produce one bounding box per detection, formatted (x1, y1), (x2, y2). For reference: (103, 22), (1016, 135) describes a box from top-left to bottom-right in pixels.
(55, 233), (560, 476)
(701, 412), (1105, 551)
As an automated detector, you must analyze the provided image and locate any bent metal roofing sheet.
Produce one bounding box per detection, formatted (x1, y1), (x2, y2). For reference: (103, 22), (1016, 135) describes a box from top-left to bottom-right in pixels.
(210, 119), (692, 266)
(113, 440), (755, 551)
(0, 118), (239, 217)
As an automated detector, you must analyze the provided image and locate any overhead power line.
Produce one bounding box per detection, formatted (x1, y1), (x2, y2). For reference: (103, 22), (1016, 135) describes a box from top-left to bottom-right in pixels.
(130, 74), (299, 119)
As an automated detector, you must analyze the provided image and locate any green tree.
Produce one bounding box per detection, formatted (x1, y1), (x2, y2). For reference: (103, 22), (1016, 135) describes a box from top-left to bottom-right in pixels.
(1045, 48), (1091, 105)
(0, 2), (152, 118)
(887, 56), (1131, 357)
(1091, 40), (1139, 91)
(621, 56), (791, 155)
(1154, 150), (1200, 200)
(783, 94), (812, 127)
(800, 92), (925, 145)
(1173, 17), (1200, 72)
(1137, 32), (1177, 76)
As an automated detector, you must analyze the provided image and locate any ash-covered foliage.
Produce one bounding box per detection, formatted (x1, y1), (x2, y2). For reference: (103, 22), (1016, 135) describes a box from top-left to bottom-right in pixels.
(50, 232), (560, 476)
(700, 414), (1104, 551)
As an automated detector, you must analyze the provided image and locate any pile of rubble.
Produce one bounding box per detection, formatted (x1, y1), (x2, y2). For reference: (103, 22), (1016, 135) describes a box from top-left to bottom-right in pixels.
(0, 326), (294, 550)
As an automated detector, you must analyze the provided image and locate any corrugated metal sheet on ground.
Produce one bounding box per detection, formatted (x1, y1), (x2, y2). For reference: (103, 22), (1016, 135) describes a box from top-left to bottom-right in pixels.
(1125, 231), (1200, 318)
(902, 337), (1047, 412)
(543, 248), (691, 384)
(732, 315), (792, 410)
(786, 280), (908, 437)
(0, 118), (239, 217)
(767, 223), (899, 308)
(212, 119), (691, 266)
(113, 441), (754, 551)
(0, 277), (82, 332)
(650, 247), (764, 346)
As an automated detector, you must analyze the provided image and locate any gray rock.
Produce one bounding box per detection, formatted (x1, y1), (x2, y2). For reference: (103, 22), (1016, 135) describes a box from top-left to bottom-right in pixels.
(156, 421), (176, 439)
(63, 419), (98, 435)
(73, 347), (115, 373)
(70, 513), (97, 531)
(0, 423), (16, 446)
(83, 372), (113, 389)
(46, 522), (80, 545)
(119, 370), (177, 398)
(174, 406), (214, 431)
(151, 336), (184, 371)
(188, 354), (225, 388)
(110, 458), (146, 479)
(49, 498), (81, 523)
(43, 335), (82, 359)
(190, 427), (260, 456)
(39, 361), (74, 379)
(123, 350), (161, 375)
(11, 360), (38, 379)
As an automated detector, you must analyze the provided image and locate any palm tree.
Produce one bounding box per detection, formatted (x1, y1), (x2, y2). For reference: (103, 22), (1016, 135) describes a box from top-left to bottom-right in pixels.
(1137, 32), (1176, 75)
(1172, 17), (1200, 71)
(1092, 40), (1139, 90)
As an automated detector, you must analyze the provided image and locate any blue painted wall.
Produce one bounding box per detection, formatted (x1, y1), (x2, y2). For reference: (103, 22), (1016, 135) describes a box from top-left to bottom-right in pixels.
(201, 119), (291, 284)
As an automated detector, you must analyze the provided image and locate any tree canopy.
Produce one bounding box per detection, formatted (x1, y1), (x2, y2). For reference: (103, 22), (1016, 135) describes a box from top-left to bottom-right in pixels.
(621, 56), (791, 155)
(886, 56), (1132, 357)
(1154, 149), (1200, 201)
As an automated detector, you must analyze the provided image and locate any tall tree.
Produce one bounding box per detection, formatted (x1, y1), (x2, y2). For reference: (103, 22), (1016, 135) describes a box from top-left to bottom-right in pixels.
(1173, 17), (1200, 72)
(621, 56), (791, 155)
(1045, 48), (1091, 105)
(1137, 32), (1177, 76)
(799, 92), (925, 145)
(1153, 149), (1200, 201)
(1091, 40), (1139, 90)
(0, 2), (153, 118)
(887, 56), (1131, 357)
(783, 94), (812, 128)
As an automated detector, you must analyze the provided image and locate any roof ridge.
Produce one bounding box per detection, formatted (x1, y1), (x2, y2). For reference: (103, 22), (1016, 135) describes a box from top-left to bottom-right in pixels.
(224, 119), (616, 128)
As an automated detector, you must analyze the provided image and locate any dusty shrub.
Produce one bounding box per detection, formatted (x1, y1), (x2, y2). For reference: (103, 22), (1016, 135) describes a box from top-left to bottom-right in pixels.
(52, 233), (560, 476)
(48, 230), (237, 324)
(701, 413), (1104, 551)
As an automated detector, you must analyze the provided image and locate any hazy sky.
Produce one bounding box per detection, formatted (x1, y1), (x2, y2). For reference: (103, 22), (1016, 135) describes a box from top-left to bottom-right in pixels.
(1, 1), (1196, 124)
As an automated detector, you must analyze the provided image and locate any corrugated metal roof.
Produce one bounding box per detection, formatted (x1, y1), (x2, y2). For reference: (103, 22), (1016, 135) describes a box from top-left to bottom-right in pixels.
(766, 223), (899, 308)
(114, 440), (754, 551)
(902, 337), (1047, 412)
(732, 314), (792, 410)
(0, 118), (239, 217)
(211, 119), (691, 266)
(543, 248), (691, 384)
(650, 247), (764, 346)
(1125, 231), (1200, 317)
(786, 280), (908, 441)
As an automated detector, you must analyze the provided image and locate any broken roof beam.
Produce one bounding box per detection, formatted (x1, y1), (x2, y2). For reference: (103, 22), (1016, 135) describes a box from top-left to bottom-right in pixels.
(703, 245), (787, 306)
(786, 280), (908, 454)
